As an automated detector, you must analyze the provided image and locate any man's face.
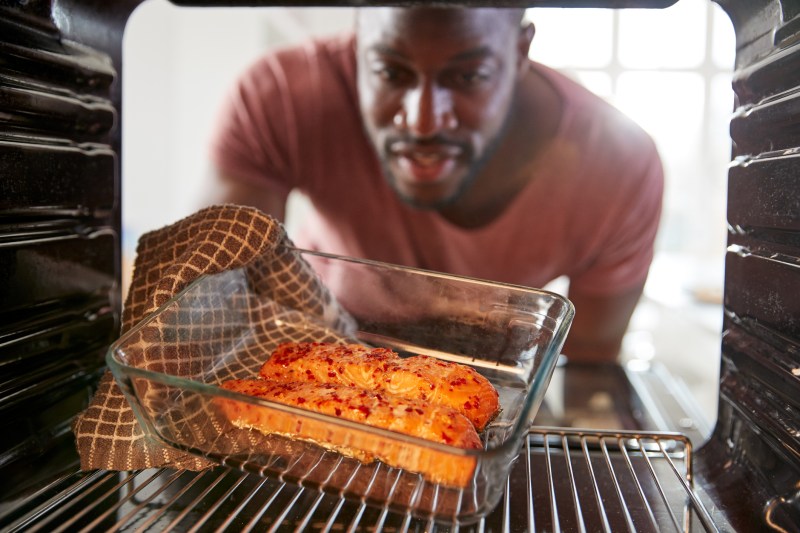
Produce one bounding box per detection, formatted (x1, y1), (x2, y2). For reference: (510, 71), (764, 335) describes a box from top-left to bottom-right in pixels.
(356, 8), (524, 210)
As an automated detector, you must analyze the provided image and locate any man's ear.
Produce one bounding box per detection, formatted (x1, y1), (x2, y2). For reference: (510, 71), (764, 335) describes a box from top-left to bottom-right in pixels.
(517, 20), (535, 69)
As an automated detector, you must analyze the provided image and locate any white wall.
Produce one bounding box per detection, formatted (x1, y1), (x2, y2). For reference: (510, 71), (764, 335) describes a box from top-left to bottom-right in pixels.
(122, 1), (355, 247)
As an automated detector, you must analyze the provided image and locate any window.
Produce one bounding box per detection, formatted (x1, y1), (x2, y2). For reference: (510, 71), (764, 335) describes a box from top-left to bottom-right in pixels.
(528, 0), (735, 423)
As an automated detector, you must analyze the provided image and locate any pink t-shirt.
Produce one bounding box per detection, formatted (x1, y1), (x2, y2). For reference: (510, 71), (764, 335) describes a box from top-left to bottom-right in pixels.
(211, 34), (663, 296)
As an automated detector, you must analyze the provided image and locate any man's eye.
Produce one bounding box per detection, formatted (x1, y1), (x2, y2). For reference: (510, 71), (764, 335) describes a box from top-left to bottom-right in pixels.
(455, 70), (490, 86)
(372, 65), (411, 84)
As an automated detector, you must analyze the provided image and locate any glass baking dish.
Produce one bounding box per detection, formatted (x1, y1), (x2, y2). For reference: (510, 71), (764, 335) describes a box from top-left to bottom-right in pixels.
(107, 247), (573, 524)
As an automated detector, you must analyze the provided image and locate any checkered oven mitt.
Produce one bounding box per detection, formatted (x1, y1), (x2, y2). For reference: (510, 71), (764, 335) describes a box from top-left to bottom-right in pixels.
(72, 204), (353, 471)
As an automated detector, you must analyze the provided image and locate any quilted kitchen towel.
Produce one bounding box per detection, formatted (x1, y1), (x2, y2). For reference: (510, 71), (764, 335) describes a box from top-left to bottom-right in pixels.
(72, 204), (354, 471)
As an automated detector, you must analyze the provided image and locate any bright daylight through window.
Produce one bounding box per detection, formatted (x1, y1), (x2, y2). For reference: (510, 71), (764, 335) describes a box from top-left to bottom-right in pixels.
(528, 0), (735, 423)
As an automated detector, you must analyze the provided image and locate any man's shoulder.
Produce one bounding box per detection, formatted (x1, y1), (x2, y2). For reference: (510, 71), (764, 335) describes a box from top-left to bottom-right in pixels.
(236, 32), (358, 110)
(269, 32), (355, 72)
(532, 61), (656, 153)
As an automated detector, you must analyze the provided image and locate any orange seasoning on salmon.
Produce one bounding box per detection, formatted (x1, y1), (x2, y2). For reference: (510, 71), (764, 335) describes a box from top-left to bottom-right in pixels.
(216, 341), (500, 487)
(260, 342), (500, 431)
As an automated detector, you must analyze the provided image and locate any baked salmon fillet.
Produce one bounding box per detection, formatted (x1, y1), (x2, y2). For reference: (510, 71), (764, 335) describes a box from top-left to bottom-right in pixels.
(217, 378), (481, 487)
(260, 342), (500, 431)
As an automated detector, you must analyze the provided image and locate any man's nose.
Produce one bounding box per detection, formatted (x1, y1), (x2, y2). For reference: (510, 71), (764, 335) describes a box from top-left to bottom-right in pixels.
(396, 81), (457, 137)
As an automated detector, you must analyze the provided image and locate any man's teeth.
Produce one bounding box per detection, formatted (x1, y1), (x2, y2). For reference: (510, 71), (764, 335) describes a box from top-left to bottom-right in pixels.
(409, 153), (442, 166)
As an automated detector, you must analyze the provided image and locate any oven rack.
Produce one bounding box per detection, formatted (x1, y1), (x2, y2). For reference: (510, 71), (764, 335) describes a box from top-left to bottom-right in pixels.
(0, 427), (718, 532)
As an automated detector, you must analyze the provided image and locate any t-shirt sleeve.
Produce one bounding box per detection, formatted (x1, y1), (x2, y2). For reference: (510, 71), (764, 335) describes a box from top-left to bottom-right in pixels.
(568, 139), (664, 297)
(209, 54), (297, 195)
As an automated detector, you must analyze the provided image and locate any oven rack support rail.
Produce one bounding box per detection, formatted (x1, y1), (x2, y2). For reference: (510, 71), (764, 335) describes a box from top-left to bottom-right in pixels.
(0, 427), (720, 532)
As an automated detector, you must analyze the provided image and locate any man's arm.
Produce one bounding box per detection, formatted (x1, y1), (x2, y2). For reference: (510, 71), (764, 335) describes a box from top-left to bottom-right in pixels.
(207, 170), (289, 222)
(562, 281), (645, 363)
(561, 131), (662, 364)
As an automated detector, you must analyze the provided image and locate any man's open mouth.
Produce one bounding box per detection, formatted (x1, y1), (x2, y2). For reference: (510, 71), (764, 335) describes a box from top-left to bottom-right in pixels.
(389, 142), (463, 183)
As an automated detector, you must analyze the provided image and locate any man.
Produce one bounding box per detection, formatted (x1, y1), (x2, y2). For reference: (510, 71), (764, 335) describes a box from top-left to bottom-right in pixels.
(209, 7), (663, 363)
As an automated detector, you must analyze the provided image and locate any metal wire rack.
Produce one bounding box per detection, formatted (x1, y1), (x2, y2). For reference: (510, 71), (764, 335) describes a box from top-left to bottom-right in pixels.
(0, 427), (718, 532)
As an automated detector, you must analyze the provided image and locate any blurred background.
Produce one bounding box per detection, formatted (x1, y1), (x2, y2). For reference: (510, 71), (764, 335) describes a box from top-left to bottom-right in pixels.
(122, 0), (735, 428)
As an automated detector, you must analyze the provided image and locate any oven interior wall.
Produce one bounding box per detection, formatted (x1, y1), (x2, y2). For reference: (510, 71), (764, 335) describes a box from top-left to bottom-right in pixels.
(696, 0), (800, 529)
(0, 0), (798, 529)
(0, 0), (127, 497)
